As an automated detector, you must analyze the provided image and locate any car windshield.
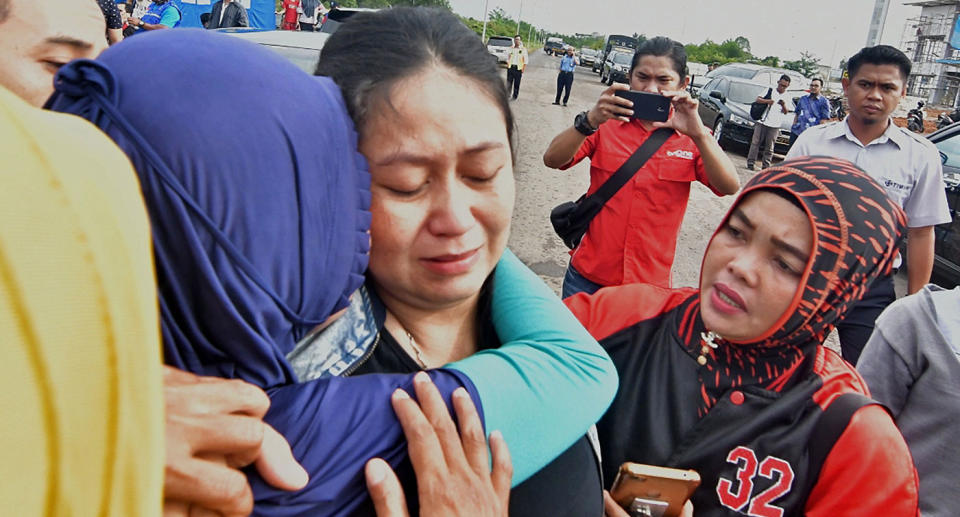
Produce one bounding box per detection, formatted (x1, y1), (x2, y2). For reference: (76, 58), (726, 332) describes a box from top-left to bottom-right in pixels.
(716, 67), (756, 79)
(261, 45), (320, 74)
(612, 53), (632, 65)
(728, 82), (769, 104)
(488, 38), (513, 47)
(582, 49), (597, 56)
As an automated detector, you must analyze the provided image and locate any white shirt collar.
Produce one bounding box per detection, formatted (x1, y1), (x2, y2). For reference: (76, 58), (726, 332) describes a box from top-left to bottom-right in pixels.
(829, 116), (906, 150)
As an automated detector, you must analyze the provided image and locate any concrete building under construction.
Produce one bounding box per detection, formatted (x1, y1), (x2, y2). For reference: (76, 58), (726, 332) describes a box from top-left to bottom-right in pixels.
(901, 1), (960, 106)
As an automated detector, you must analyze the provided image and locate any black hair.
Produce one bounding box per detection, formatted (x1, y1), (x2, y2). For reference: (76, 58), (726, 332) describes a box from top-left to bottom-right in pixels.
(316, 7), (515, 161)
(810, 77), (823, 86)
(846, 45), (911, 81)
(630, 36), (687, 78)
(0, 0), (9, 24)
(779, 74), (791, 83)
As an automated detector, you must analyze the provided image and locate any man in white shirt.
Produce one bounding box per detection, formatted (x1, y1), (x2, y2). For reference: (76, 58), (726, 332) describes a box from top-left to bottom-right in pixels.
(506, 35), (528, 100)
(747, 74), (792, 170)
(788, 44), (951, 363)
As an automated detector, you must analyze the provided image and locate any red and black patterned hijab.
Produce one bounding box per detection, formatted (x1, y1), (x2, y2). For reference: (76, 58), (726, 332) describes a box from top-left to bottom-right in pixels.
(686, 157), (906, 413)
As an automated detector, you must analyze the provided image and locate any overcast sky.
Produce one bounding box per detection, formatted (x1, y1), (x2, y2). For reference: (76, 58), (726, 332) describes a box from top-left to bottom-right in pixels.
(449, 0), (922, 67)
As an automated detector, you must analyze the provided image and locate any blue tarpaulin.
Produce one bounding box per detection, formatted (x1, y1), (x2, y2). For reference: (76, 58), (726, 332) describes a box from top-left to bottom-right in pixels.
(177, 0), (276, 29)
(951, 13), (960, 50)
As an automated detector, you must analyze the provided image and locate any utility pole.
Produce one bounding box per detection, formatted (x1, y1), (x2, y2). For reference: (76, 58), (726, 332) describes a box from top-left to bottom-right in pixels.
(481, 0), (490, 42)
(516, 0), (523, 36)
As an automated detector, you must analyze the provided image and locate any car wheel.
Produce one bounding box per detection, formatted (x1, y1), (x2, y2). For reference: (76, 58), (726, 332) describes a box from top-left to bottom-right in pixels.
(713, 119), (726, 148)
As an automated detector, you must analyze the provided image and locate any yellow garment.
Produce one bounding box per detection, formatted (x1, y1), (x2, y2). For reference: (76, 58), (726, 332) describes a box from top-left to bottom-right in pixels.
(0, 87), (163, 516)
(508, 45), (528, 68)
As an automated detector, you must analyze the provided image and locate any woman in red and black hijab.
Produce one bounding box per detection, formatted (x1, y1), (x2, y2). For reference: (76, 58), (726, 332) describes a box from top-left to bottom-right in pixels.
(568, 157), (920, 516)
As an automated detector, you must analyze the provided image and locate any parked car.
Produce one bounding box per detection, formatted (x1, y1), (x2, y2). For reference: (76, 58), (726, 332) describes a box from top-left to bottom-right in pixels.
(600, 50), (632, 85)
(579, 48), (598, 67)
(318, 7), (376, 35)
(218, 28), (329, 73)
(707, 62), (808, 94)
(486, 35), (514, 64)
(924, 123), (960, 288)
(696, 76), (793, 154)
(544, 37), (565, 56)
(595, 34), (638, 74)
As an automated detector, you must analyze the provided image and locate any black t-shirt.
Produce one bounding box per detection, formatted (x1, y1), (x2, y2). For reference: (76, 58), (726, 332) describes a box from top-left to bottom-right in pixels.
(349, 285), (603, 516)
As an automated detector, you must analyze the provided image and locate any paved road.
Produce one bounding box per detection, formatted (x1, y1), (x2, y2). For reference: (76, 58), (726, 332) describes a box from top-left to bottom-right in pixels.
(504, 50), (757, 294)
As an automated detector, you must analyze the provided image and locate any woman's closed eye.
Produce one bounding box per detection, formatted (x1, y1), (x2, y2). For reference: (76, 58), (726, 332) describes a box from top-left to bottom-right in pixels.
(463, 166), (503, 185)
(383, 182), (427, 197)
(41, 60), (68, 73)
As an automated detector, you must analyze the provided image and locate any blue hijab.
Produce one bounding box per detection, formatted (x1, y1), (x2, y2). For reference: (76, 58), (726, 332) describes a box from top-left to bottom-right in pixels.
(48, 29), (481, 514)
(48, 29), (370, 387)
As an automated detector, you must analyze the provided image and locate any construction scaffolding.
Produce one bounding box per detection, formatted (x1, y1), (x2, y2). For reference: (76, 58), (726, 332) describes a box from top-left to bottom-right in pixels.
(901, 2), (960, 105)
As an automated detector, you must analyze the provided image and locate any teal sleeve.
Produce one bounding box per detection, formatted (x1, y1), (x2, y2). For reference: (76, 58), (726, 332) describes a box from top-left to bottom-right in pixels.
(447, 249), (618, 485)
(159, 8), (180, 27)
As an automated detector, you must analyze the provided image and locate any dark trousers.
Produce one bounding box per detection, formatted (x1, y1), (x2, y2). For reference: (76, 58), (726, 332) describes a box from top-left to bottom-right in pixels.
(299, 22), (315, 31)
(507, 66), (522, 99)
(555, 71), (574, 104)
(838, 274), (896, 365)
(561, 264), (604, 299)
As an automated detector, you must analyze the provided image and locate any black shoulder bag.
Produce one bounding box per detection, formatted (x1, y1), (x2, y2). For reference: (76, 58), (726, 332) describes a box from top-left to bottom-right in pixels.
(750, 88), (773, 121)
(550, 128), (672, 249)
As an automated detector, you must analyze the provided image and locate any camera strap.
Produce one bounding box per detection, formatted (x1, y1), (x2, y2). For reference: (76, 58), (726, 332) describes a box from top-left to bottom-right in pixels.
(587, 127), (673, 207)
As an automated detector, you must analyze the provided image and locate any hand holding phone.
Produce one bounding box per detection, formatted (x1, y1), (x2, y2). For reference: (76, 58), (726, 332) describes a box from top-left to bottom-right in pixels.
(613, 90), (671, 123)
(609, 463), (700, 517)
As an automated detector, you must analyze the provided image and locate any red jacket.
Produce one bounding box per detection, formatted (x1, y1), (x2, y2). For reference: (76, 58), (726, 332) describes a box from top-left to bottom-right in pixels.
(566, 283), (919, 517)
(282, 0), (300, 28)
(561, 121), (721, 288)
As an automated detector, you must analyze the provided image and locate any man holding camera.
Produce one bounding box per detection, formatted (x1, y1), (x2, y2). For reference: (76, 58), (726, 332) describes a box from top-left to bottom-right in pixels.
(543, 37), (739, 298)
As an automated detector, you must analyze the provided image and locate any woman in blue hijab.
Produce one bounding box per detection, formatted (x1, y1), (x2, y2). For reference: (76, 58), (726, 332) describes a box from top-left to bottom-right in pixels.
(47, 29), (616, 515)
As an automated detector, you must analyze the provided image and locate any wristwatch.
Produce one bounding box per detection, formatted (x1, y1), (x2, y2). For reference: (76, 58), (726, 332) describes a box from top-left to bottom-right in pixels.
(574, 111), (597, 136)
(138, 19), (145, 27)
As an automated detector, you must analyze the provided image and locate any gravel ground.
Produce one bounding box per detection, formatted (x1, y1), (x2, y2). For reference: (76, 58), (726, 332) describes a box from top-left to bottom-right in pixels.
(503, 50), (908, 351)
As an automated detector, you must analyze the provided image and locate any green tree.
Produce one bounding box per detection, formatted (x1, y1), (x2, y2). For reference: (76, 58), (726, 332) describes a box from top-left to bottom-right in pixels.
(734, 36), (751, 54)
(758, 55), (780, 67)
(782, 50), (820, 78)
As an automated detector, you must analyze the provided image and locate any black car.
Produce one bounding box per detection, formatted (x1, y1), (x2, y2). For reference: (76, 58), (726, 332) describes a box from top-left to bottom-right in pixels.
(600, 50), (632, 85)
(696, 76), (792, 154)
(925, 124), (960, 288)
(544, 39), (565, 55)
(318, 7), (376, 34)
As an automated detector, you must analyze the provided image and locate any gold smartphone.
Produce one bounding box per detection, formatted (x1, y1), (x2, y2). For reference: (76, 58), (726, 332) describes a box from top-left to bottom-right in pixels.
(609, 463), (701, 517)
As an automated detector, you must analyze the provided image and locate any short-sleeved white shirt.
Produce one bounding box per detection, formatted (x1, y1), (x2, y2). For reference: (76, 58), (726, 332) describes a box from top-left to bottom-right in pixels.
(786, 117), (951, 228)
(761, 89), (793, 128)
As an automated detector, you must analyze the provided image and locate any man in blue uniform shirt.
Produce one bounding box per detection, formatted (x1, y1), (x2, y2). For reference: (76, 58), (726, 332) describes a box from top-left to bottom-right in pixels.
(790, 77), (830, 145)
(553, 46), (579, 106)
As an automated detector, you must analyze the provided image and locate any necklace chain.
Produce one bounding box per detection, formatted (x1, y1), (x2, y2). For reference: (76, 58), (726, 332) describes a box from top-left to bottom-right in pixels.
(404, 330), (428, 369)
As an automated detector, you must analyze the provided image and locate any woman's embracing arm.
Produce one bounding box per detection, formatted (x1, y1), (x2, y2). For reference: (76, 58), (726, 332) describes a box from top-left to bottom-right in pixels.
(447, 249), (618, 484)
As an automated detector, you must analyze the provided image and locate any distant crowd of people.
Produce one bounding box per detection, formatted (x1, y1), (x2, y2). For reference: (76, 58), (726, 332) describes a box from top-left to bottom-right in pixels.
(1, 1), (957, 516)
(88, 0), (331, 46)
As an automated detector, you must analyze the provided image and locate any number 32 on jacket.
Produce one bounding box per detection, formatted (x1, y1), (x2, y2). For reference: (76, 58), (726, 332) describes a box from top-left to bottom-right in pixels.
(716, 446), (794, 517)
